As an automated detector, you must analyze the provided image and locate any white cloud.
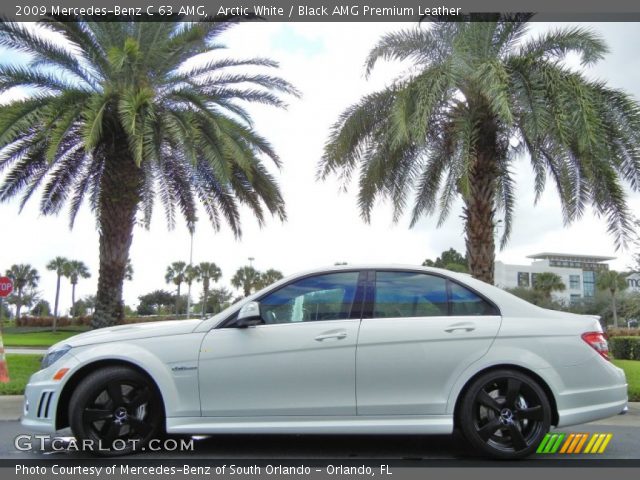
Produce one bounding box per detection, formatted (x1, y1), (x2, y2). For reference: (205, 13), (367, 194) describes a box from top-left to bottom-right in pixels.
(1, 22), (639, 315)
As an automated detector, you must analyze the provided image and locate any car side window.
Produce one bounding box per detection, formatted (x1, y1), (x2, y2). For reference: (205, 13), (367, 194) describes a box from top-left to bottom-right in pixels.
(259, 272), (359, 324)
(450, 282), (498, 316)
(374, 271), (448, 318)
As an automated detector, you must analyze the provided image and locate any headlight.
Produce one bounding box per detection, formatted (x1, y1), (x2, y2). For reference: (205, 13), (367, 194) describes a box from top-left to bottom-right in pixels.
(41, 344), (72, 369)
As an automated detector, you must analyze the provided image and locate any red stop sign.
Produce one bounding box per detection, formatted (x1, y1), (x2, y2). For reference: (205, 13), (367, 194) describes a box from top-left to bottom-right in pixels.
(0, 276), (13, 298)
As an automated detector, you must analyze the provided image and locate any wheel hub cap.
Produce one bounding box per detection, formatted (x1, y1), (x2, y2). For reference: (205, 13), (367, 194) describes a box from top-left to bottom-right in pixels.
(114, 406), (128, 424)
(499, 408), (514, 424)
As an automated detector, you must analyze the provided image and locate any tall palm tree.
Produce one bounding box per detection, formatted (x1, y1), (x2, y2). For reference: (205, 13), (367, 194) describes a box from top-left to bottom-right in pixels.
(597, 270), (628, 328)
(257, 268), (284, 289)
(231, 265), (261, 297)
(46, 256), (68, 326)
(5, 264), (39, 319)
(0, 16), (295, 328)
(319, 15), (640, 284)
(196, 262), (222, 317)
(532, 272), (566, 301)
(64, 260), (91, 317)
(165, 261), (187, 315)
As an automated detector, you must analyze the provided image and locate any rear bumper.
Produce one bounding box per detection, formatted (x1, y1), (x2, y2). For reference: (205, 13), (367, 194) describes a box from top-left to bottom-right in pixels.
(551, 358), (628, 427)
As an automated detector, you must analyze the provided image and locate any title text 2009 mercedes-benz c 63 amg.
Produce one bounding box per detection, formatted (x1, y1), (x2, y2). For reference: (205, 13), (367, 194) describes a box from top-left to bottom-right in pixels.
(22, 265), (627, 458)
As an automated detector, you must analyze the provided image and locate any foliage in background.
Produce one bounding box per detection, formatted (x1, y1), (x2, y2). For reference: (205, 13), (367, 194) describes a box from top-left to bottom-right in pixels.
(423, 248), (468, 272)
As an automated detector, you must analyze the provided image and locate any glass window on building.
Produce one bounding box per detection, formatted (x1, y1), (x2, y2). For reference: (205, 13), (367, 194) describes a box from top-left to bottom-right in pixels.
(531, 273), (538, 287)
(583, 271), (595, 297)
(517, 272), (530, 287)
(569, 275), (580, 290)
(570, 294), (581, 305)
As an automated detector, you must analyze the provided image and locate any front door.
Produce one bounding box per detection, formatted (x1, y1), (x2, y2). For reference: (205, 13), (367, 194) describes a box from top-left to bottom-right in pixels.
(198, 271), (362, 416)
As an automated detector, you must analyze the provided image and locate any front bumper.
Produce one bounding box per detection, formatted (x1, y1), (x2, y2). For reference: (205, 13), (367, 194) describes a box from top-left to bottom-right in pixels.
(21, 354), (80, 433)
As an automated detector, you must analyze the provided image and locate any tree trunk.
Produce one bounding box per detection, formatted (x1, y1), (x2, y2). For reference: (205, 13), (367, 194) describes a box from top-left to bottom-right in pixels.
(611, 291), (618, 328)
(15, 288), (23, 320)
(464, 123), (498, 285)
(71, 282), (77, 317)
(53, 274), (60, 332)
(92, 140), (142, 329)
(202, 281), (209, 318)
(175, 284), (181, 316)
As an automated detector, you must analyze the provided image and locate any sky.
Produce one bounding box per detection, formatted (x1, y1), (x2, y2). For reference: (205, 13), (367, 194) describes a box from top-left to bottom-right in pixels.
(1, 21), (639, 314)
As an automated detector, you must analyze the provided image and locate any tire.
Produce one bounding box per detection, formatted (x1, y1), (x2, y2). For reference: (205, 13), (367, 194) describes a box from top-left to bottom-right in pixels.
(69, 366), (163, 456)
(458, 369), (551, 459)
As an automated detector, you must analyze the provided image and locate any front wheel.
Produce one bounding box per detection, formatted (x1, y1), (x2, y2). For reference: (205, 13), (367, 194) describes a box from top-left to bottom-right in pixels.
(459, 369), (551, 459)
(69, 366), (163, 456)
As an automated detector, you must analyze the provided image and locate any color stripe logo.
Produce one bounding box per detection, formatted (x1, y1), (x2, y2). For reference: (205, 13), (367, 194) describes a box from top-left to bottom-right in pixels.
(536, 432), (613, 454)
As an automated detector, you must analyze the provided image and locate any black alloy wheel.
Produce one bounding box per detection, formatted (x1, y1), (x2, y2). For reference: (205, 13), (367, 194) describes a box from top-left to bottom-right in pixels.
(69, 366), (163, 456)
(459, 369), (551, 459)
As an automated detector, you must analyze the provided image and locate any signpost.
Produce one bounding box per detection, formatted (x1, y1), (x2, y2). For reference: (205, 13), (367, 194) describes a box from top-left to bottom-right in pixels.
(0, 276), (12, 383)
(0, 276), (13, 331)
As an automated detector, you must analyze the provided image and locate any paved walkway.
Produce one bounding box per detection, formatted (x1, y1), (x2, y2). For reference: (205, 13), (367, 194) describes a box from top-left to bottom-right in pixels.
(5, 348), (47, 355)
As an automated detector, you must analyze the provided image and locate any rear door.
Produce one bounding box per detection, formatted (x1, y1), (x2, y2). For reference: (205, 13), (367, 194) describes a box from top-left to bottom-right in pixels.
(356, 270), (501, 415)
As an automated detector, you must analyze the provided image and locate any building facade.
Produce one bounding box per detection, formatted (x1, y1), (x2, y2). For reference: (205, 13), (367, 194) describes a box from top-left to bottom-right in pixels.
(494, 253), (614, 304)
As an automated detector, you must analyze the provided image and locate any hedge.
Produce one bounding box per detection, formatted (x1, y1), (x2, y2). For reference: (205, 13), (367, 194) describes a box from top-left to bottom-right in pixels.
(610, 336), (640, 360)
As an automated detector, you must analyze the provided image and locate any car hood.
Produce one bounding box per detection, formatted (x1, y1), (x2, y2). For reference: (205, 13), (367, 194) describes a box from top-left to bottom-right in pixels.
(55, 319), (202, 349)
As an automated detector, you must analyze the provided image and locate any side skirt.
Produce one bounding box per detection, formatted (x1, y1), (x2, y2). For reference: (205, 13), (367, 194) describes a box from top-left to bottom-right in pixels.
(166, 415), (453, 435)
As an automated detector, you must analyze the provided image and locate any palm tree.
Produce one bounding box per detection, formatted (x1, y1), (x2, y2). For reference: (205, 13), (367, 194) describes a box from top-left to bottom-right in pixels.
(5, 264), (39, 319)
(532, 272), (566, 301)
(165, 261), (187, 315)
(46, 256), (68, 327)
(64, 260), (91, 317)
(231, 266), (262, 297)
(257, 268), (284, 289)
(319, 15), (640, 284)
(196, 262), (222, 318)
(0, 17), (295, 328)
(597, 270), (628, 328)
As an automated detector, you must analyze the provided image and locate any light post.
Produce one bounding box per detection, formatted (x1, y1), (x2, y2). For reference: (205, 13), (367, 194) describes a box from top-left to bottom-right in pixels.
(186, 219), (197, 319)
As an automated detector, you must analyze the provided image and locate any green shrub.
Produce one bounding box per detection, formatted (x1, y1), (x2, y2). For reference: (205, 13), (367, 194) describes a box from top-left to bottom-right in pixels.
(610, 336), (640, 360)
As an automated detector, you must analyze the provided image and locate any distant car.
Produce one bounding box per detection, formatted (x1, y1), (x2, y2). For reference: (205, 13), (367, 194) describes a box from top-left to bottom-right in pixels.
(22, 265), (628, 458)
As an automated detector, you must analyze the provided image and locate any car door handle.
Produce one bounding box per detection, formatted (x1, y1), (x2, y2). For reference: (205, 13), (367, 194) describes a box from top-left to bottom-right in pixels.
(314, 331), (347, 341)
(444, 323), (476, 333)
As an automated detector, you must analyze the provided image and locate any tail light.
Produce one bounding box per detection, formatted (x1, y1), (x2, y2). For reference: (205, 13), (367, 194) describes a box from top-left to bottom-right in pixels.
(581, 332), (610, 361)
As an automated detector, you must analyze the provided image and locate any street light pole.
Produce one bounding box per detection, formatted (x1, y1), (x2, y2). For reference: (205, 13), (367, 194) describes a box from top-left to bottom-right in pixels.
(186, 221), (196, 319)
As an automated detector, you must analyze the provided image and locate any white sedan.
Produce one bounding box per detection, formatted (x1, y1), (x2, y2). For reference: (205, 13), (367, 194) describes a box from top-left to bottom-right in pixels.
(21, 265), (628, 458)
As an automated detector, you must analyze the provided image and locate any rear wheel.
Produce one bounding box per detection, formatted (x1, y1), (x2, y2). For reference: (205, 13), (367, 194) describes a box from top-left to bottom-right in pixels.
(69, 366), (163, 456)
(459, 369), (551, 459)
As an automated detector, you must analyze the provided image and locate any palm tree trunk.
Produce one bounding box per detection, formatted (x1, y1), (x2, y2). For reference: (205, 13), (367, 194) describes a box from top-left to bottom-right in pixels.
(175, 284), (181, 316)
(93, 141), (142, 329)
(15, 288), (23, 320)
(202, 281), (209, 318)
(53, 274), (61, 332)
(464, 127), (498, 284)
(611, 291), (618, 328)
(71, 283), (77, 317)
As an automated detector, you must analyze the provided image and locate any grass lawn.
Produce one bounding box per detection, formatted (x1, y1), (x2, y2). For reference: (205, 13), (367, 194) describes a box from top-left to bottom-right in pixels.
(0, 354), (42, 395)
(612, 359), (640, 402)
(1, 330), (82, 347)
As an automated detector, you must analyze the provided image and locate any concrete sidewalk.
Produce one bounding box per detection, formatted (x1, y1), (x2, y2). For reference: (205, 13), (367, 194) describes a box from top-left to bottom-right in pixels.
(0, 394), (638, 424)
(5, 348), (47, 355)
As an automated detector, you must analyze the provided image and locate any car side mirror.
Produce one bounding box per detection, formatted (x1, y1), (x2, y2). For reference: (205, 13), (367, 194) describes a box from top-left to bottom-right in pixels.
(236, 301), (264, 328)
